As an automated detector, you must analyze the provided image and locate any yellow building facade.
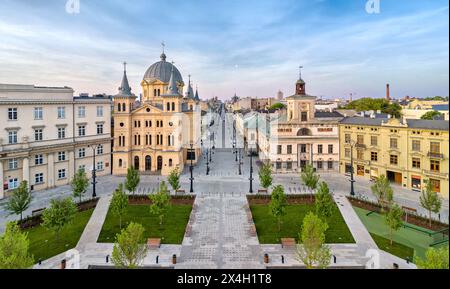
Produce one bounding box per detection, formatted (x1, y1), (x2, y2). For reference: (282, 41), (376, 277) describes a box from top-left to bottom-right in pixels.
(339, 117), (449, 198)
(112, 53), (201, 176)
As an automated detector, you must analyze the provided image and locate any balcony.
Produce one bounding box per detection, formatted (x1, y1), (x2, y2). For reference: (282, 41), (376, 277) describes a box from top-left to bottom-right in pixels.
(427, 152), (444, 159)
(424, 170), (449, 179)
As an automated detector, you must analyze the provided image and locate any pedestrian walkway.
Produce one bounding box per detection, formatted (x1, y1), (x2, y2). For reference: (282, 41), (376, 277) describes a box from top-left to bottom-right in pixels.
(176, 194), (264, 269)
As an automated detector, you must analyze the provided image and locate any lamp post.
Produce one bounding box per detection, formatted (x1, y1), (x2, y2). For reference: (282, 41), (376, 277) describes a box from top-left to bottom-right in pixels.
(249, 147), (254, 193)
(238, 148), (242, 175)
(349, 140), (356, 197)
(206, 148), (210, 175)
(189, 143), (194, 193)
(88, 144), (101, 198)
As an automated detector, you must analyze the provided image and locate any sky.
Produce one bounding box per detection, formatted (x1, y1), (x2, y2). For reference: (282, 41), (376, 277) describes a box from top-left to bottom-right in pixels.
(0, 0), (448, 100)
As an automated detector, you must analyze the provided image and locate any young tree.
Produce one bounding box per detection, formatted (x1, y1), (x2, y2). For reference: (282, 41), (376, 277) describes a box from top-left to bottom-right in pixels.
(5, 181), (32, 222)
(41, 198), (78, 241)
(315, 182), (334, 219)
(111, 183), (129, 230)
(420, 180), (442, 228)
(300, 164), (320, 201)
(269, 185), (287, 231)
(71, 168), (89, 203)
(258, 162), (273, 191)
(296, 212), (331, 269)
(421, 111), (443, 120)
(111, 222), (148, 269)
(385, 204), (404, 245)
(149, 181), (171, 226)
(167, 168), (181, 192)
(415, 246), (449, 269)
(371, 175), (394, 212)
(125, 167), (140, 195)
(0, 222), (35, 269)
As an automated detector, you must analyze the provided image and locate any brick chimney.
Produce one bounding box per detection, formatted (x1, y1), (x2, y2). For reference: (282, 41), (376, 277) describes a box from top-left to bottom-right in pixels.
(386, 84), (391, 101)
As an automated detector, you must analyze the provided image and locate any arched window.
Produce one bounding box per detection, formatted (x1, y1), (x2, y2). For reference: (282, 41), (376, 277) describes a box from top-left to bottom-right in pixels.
(117, 103), (121, 112)
(119, 159), (123, 167)
(149, 135), (152, 145)
(167, 102), (171, 111)
(168, 135), (171, 146)
(169, 159), (173, 167)
(154, 89), (157, 96)
(122, 103), (126, 112)
(158, 89), (161, 96)
(172, 102), (175, 111)
(297, 128), (312, 136)
(134, 156), (139, 169)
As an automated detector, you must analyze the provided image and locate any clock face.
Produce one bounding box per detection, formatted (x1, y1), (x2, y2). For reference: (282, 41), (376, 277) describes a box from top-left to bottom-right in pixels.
(169, 122), (174, 127)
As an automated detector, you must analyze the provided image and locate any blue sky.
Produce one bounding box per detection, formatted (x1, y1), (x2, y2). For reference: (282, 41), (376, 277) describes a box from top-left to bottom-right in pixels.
(0, 0), (448, 100)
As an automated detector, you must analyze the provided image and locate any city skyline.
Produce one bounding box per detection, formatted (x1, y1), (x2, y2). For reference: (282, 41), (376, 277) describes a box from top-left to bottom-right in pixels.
(0, 0), (449, 100)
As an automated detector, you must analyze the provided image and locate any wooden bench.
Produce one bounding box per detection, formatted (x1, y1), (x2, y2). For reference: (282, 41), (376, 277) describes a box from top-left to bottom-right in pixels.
(249, 224), (257, 237)
(32, 208), (45, 217)
(258, 189), (268, 194)
(176, 189), (186, 195)
(147, 238), (161, 249)
(281, 238), (296, 248)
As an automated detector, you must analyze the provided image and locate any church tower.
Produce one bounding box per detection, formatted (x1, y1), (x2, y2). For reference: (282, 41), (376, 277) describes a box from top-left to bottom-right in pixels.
(296, 66), (306, 95)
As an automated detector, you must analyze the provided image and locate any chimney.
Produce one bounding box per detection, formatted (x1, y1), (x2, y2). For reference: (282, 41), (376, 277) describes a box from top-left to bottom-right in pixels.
(386, 84), (391, 101)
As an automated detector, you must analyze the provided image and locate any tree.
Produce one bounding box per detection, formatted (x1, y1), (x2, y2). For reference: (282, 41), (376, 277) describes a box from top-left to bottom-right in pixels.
(111, 222), (148, 269)
(300, 164), (320, 201)
(315, 182), (334, 219)
(71, 168), (89, 203)
(5, 181), (32, 222)
(296, 212), (331, 269)
(415, 246), (449, 269)
(41, 198), (78, 241)
(420, 180), (442, 228)
(385, 204), (404, 245)
(125, 167), (140, 195)
(149, 181), (171, 226)
(111, 183), (129, 230)
(342, 98), (402, 118)
(371, 175), (394, 212)
(0, 222), (35, 269)
(421, 111), (443, 120)
(167, 168), (181, 192)
(269, 185), (287, 231)
(258, 162), (273, 190)
(269, 103), (286, 111)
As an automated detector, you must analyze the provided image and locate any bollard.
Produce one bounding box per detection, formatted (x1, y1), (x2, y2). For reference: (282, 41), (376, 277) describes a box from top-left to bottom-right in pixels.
(281, 255), (285, 264)
(393, 263), (399, 269)
(172, 254), (177, 265)
(156, 256), (159, 264)
(38, 259), (42, 266)
(60, 259), (66, 270)
(333, 255), (337, 264)
(106, 255), (109, 263)
(264, 254), (269, 264)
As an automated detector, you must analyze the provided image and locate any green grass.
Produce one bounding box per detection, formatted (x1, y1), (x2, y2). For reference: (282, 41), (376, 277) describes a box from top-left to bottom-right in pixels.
(370, 233), (415, 261)
(353, 207), (440, 260)
(250, 204), (355, 244)
(97, 204), (192, 244)
(25, 209), (94, 262)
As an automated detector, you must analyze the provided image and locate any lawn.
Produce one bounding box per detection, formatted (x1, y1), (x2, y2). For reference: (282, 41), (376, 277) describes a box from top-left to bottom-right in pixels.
(353, 207), (441, 260)
(250, 204), (355, 244)
(370, 233), (415, 261)
(25, 209), (94, 262)
(97, 204), (192, 244)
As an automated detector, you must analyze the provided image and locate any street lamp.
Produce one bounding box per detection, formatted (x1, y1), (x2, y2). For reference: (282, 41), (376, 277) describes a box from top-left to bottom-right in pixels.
(206, 148), (210, 175)
(349, 140), (356, 196)
(249, 147), (254, 194)
(238, 148), (242, 175)
(189, 143), (194, 193)
(88, 144), (101, 199)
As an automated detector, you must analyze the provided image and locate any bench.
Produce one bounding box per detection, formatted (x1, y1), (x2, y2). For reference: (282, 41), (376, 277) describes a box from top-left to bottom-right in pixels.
(249, 224), (257, 237)
(185, 226), (192, 237)
(281, 238), (296, 248)
(258, 189), (268, 194)
(147, 238), (161, 249)
(32, 208), (45, 217)
(177, 189), (186, 195)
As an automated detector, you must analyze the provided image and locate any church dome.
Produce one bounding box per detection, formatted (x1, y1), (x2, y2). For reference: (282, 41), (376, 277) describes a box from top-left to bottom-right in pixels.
(143, 53), (184, 84)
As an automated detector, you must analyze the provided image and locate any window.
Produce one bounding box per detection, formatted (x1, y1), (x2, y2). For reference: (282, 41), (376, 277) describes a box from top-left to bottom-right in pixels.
(119, 159), (123, 167)
(300, 144), (307, 153)
(357, 150), (364, 160)
(97, 161), (104, 171)
(286, 162), (293, 170)
(169, 159), (173, 167)
(58, 127), (66, 139)
(57, 107), (66, 119)
(287, 145), (292, 154)
(301, 112), (308, 122)
(78, 148), (86, 158)
(390, 155), (398, 165)
(117, 103), (121, 112)
(345, 148), (351, 158)
(35, 173), (44, 184)
(318, 145), (323, 154)
(328, 145), (333, 154)
(430, 142), (440, 154)
(78, 106), (86, 118)
(172, 102), (175, 111)
(357, 135), (364, 145)
(412, 158), (421, 169)
(429, 179), (441, 193)
(34, 129), (43, 141)
(412, 140), (421, 151)
(390, 138), (398, 149)
(78, 125), (86, 136)
(58, 151), (66, 162)
(8, 131), (18, 144)
(345, 134), (351, 144)
(430, 160), (440, 173)
(79, 164), (86, 171)
(8, 178), (19, 190)
(96, 106), (103, 117)
(34, 107), (43, 120)
(58, 169), (66, 180)
(35, 154), (43, 165)
(371, 136), (378, 146)
(277, 145), (282, 154)
(317, 161), (323, 169)
(167, 102), (171, 111)
(8, 108), (18, 120)
(97, 124), (104, 135)
(327, 161), (333, 170)
(97, 145), (104, 155)
(276, 162), (282, 170)
(8, 158), (18, 170)
(371, 152), (378, 162)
